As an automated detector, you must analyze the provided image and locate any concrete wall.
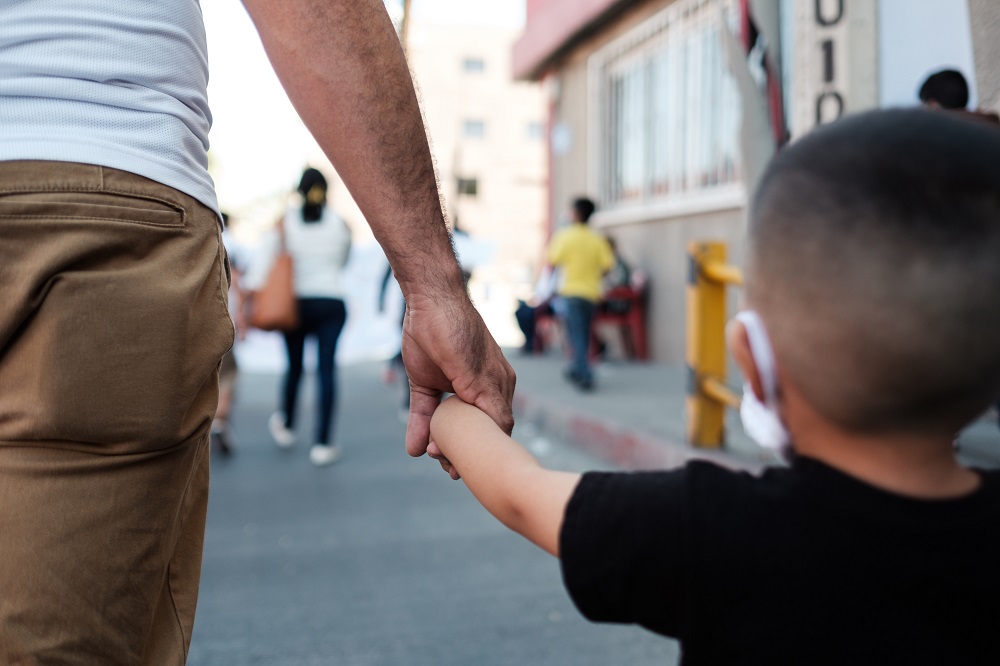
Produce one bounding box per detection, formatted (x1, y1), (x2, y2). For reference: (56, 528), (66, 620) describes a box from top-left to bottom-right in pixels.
(968, 0), (1000, 112)
(603, 209), (745, 362)
(548, 59), (589, 229)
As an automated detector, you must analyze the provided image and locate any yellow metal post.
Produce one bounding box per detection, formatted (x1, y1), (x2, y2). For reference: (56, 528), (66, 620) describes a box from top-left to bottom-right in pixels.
(686, 242), (730, 448)
(702, 376), (742, 411)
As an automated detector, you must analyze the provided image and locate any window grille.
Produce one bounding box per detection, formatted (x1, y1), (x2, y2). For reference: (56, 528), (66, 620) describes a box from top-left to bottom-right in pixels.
(589, 0), (742, 208)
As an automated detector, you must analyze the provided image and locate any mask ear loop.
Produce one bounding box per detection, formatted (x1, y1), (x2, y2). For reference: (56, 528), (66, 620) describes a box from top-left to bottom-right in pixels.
(734, 311), (780, 407)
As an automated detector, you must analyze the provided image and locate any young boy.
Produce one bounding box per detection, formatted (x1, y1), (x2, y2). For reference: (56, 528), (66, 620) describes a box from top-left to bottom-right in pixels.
(547, 197), (615, 390)
(427, 109), (1000, 665)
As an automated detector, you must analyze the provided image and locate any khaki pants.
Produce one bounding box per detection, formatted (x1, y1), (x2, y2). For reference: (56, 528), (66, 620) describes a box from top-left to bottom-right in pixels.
(0, 161), (234, 664)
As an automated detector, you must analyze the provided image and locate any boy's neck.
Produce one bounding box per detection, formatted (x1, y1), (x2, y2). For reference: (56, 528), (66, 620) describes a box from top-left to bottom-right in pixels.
(791, 423), (980, 499)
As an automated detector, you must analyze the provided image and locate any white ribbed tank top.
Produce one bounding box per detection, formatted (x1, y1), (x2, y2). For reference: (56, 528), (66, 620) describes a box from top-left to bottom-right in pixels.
(0, 0), (218, 212)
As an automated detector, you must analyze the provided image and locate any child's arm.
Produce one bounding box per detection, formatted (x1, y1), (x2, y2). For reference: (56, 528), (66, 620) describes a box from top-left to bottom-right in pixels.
(429, 397), (581, 557)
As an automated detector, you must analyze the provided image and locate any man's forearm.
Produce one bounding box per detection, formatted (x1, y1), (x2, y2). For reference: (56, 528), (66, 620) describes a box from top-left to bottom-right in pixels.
(243, 0), (463, 298)
(244, 0), (516, 452)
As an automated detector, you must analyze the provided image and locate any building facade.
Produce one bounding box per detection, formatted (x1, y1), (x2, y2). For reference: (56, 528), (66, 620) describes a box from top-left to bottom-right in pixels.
(407, 20), (548, 345)
(514, 0), (996, 362)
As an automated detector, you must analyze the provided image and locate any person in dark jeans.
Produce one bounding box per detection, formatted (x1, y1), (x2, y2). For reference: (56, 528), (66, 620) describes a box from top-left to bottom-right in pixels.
(247, 168), (353, 466)
(547, 198), (614, 390)
(281, 297), (347, 457)
(562, 297), (596, 384)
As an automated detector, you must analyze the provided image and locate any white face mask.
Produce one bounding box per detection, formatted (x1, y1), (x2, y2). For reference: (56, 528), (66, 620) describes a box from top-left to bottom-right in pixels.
(733, 311), (791, 451)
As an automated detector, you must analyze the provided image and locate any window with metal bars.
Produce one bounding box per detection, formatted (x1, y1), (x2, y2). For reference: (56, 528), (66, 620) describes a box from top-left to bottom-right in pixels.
(591, 0), (742, 208)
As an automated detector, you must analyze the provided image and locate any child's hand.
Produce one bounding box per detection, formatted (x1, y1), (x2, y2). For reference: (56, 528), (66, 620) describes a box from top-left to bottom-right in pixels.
(428, 396), (467, 480)
(427, 396), (579, 557)
(428, 396), (509, 480)
(427, 440), (459, 480)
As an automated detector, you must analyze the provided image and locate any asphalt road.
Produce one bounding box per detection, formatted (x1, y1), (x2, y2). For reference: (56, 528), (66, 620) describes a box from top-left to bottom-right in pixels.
(188, 363), (676, 665)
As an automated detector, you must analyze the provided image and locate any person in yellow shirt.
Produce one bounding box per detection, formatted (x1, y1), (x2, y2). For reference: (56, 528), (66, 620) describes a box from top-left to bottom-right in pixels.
(548, 198), (614, 390)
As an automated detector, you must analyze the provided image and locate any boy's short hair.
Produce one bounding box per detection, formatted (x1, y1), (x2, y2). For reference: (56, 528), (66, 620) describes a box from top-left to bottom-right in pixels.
(748, 109), (1000, 436)
(572, 197), (596, 223)
(919, 69), (970, 110)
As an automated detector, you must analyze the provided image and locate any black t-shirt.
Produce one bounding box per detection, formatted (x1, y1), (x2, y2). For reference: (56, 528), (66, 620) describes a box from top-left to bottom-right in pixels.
(560, 456), (1000, 665)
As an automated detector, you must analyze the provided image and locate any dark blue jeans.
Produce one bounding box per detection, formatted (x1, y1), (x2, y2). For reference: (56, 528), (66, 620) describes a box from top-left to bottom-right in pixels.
(564, 296), (595, 383)
(281, 297), (347, 445)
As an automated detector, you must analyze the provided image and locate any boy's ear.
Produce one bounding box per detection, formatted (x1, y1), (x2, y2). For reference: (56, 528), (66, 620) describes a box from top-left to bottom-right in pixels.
(727, 319), (766, 402)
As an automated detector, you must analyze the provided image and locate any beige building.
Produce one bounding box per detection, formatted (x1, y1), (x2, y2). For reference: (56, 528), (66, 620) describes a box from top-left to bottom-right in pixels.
(514, 0), (1000, 362)
(405, 19), (548, 345)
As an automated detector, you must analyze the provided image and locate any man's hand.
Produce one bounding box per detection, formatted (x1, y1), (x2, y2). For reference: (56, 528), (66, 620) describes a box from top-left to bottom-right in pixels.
(402, 290), (515, 459)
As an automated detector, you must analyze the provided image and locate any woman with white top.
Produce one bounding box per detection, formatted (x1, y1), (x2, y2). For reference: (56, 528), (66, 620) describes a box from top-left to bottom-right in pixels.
(250, 168), (352, 466)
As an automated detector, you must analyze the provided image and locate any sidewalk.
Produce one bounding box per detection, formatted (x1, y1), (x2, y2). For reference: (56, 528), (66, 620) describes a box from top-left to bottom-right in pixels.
(508, 349), (780, 473)
(507, 349), (1000, 472)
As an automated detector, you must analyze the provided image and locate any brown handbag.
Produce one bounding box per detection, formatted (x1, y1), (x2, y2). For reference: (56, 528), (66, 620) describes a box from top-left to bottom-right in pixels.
(250, 221), (299, 331)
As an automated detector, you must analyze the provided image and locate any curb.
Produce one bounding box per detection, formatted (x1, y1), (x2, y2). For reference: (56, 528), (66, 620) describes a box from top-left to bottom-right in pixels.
(513, 389), (765, 473)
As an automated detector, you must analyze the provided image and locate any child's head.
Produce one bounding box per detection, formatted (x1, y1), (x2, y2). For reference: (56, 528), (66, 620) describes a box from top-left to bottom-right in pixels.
(745, 109), (1000, 438)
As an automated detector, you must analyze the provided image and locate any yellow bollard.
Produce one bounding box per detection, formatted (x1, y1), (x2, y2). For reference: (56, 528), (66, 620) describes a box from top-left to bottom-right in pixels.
(685, 241), (737, 448)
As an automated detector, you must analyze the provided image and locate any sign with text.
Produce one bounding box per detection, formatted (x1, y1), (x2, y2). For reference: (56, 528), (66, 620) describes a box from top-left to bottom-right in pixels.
(790, 0), (877, 138)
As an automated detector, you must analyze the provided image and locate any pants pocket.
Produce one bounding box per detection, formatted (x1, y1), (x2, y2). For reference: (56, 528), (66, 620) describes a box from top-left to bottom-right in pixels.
(0, 194), (233, 453)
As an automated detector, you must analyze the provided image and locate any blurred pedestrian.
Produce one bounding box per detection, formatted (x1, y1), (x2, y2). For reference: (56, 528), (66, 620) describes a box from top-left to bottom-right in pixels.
(514, 265), (558, 354)
(378, 263), (410, 422)
(600, 237), (632, 314)
(246, 168), (352, 466)
(919, 68), (971, 110)
(919, 68), (999, 124)
(451, 217), (475, 286)
(0, 1), (514, 661)
(547, 197), (614, 390)
(213, 212), (246, 457)
(593, 236), (635, 360)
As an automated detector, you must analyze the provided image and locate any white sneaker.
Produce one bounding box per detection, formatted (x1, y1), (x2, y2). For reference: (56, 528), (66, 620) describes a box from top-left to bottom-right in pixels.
(268, 412), (295, 448)
(309, 444), (342, 467)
